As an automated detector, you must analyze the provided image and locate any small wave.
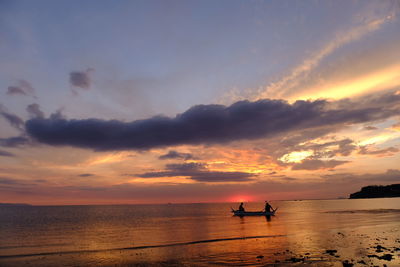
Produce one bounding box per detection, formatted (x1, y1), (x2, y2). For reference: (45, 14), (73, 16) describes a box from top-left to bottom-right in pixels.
(0, 234), (286, 259)
(325, 209), (400, 214)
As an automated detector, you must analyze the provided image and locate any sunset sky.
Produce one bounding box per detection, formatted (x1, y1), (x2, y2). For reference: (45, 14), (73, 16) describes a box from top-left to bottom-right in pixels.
(1, 0), (400, 205)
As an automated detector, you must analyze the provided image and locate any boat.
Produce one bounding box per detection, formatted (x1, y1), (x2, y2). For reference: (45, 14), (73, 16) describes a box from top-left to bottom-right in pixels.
(231, 208), (277, 216)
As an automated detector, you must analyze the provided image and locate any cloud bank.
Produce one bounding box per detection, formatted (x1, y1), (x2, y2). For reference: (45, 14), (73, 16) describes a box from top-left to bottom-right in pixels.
(25, 92), (400, 151)
(137, 162), (255, 182)
(0, 150), (14, 157)
(0, 136), (30, 148)
(4, 169), (399, 203)
(291, 159), (349, 170)
(159, 150), (194, 160)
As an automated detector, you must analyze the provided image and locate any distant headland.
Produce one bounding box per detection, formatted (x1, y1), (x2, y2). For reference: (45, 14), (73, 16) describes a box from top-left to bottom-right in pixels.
(349, 184), (400, 199)
(0, 203), (31, 206)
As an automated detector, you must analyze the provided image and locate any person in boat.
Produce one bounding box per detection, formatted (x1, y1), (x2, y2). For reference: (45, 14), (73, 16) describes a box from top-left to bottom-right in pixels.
(238, 202), (245, 212)
(264, 201), (273, 213)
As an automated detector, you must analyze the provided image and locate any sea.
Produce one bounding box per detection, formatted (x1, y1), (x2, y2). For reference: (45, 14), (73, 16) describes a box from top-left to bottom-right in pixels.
(0, 198), (399, 266)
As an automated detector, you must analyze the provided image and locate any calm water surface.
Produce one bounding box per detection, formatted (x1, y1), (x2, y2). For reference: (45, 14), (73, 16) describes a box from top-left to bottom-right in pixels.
(0, 199), (399, 266)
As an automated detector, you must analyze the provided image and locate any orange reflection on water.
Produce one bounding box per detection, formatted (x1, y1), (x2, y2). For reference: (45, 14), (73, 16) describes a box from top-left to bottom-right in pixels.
(1, 200), (400, 266)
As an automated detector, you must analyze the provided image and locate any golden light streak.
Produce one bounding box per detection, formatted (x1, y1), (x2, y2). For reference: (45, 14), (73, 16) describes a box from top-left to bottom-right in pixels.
(86, 152), (132, 165)
(291, 64), (400, 101)
(359, 132), (400, 146)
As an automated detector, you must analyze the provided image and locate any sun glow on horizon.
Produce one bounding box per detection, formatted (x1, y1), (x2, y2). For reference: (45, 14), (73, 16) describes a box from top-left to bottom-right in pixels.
(229, 195), (254, 203)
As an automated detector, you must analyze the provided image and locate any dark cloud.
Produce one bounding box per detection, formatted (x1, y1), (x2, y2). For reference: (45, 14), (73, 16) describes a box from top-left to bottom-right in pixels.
(26, 103), (45, 119)
(359, 146), (399, 156)
(363, 125), (378, 130)
(300, 138), (357, 159)
(0, 105), (24, 131)
(0, 112), (24, 130)
(69, 68), (93, 89)
(258, 135), (357, 169)
(263, 127), (341, 162)
(7, 86), (27, 96)
(6, 80), (35, 97)
(0, 150), (14, 157)
(323, 169), (400, 183)
(49, 109), (66, 120)
(137, 162), (254, 182)
(34, 179), (47, 183)
(0, 136), (30, 148)
(0, 177), (39, 193)
(166, 162), (206, 172)
(0, 177), (19, 185)
(190, 172), (254, 182)
(25, 91), (400, 151)
(159, 150), (194, 160)
(291, 159), (349, 170)
(282, 177), (297, 181)
(78, 173), (95, 177)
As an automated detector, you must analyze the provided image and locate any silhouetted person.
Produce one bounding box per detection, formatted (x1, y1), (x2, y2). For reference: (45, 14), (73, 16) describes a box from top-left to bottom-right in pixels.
(264, 201), (273, 212)
(238, 202), (245, 211)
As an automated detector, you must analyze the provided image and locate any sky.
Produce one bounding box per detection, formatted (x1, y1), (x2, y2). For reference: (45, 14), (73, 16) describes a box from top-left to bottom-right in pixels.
(1, 0), (400, 205)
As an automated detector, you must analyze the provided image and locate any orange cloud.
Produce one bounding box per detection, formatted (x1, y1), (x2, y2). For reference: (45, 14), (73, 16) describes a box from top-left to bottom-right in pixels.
(391, 122), (400, 131)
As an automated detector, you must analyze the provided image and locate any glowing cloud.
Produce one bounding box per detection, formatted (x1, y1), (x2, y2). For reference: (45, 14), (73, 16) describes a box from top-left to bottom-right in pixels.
(279, 150), (313, 163)
(391, 122), (400, 131)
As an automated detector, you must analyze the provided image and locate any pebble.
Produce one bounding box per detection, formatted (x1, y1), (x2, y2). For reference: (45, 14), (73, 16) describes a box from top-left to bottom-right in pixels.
(342, 260), (353, 267)
(325, 249), (337, 256)
(287, 257), (304, 263)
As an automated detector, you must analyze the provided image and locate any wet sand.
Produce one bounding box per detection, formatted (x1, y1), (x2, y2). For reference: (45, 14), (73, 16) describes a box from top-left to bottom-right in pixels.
(1, 223), (399, 266)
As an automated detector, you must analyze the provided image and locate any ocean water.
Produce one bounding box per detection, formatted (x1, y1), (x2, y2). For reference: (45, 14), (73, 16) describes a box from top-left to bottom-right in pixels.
(0, 198), (399, 266)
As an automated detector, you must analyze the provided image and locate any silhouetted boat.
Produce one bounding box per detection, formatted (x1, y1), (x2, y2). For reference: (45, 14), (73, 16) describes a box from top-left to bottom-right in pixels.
(231, 208), (277, 216)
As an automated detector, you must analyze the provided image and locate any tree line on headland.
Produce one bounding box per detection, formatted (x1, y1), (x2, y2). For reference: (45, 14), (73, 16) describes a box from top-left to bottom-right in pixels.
(349, 184), (400, 199)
